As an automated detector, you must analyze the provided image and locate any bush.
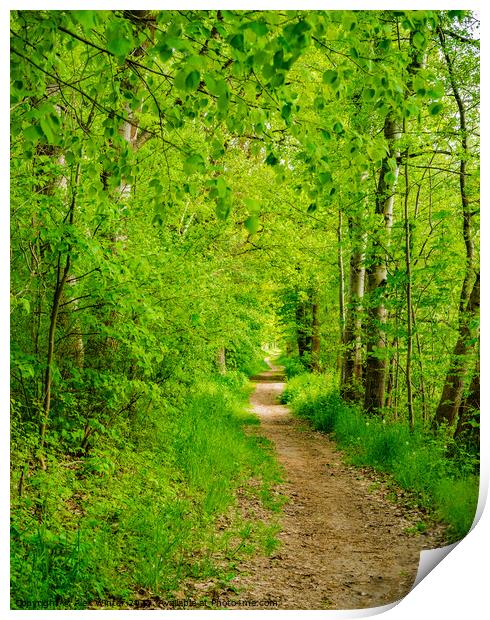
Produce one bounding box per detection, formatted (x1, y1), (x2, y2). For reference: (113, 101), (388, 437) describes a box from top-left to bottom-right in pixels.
(284, 370), (480, 542)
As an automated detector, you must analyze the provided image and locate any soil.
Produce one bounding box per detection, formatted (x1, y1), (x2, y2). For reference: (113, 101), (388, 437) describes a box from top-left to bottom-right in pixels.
(223, 360), (447, 610)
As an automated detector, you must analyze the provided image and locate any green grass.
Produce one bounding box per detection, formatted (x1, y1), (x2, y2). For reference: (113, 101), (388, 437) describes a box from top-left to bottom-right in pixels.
(10, 371), (283, 609)
(283, 372), (479, 542)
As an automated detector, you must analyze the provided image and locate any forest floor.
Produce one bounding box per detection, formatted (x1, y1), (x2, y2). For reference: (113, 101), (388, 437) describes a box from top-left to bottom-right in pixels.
(214, 359), (447, 610)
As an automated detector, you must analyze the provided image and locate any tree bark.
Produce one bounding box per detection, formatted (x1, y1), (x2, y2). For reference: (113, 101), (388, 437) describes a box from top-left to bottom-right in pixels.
(216, 347), (226, 374)
(363, 115), (402, 413)
(403, 152), (414, 428)
(432, 27), (478, 432)
(454, 352), (479, 445)
(438, 27), (475, 314)
(295, 296), (310, 360)
(310, 295), (321, 372)
(341, 212), (366, 401)
(433, 272), (479, 429)
(337, 208), (345, 379)
(39, 167), (80, 468)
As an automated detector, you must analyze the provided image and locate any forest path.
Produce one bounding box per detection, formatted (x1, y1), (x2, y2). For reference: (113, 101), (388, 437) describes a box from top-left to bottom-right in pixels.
(228, 359), (444, 610)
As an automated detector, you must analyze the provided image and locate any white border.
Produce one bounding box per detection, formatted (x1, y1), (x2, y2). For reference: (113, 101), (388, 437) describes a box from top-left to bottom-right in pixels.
(3, 2), (486, 618)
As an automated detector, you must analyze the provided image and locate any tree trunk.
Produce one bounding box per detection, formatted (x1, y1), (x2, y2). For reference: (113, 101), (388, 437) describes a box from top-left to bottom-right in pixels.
(337, 208), (345, 379)
(341, 213), (366, 401)
(432, 27), (478, 432)
(363, 115), (402, 413)
(438, 27), (475, 314)
(412, 305), (428, 422)
(403, 152), (414, 429)
(216, 347), (226, 374)
(310, 295), (321, 372)
(296, 296), (310, 360)
(454, 352), (479, 447)
(433, 272), (479, 429)
(39, 167), (80, 468)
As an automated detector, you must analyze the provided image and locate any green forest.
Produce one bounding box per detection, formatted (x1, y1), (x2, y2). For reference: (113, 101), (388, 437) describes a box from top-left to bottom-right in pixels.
(10, 9), (479, 610)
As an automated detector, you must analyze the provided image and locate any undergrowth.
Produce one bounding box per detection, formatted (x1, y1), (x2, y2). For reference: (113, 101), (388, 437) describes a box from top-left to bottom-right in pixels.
(281, 372), (479, 542)
(10, 371), (283, 609)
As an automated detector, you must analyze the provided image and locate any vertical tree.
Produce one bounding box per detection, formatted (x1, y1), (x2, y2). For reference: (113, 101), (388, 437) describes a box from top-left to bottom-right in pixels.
(433, 23), (479, 431)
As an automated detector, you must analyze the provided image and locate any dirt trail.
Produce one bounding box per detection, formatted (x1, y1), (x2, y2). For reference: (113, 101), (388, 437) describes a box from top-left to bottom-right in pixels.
(228, 360), (445, 610)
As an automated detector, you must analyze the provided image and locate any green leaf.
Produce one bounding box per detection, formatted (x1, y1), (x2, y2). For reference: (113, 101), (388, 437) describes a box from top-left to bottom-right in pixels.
(185, 70), (201, 91)
(314, 96), (325, 111)
(362, 88), (376, 101)
(319, 171), (332, 185)
(229, 33), (245, 52)
(216, 196), (231, 220)
(265, 152), (279, 166)
(244, 215), (260, 234)
(155, 42), (172, 62)
(40, 117), (55, 143)
(244, 198), (260, 213)
(412, 31), (426, 50)
(149, 178), (163, 190)
(342, 13), (357, 31)
(307, 203), (317, 213)
(448, 10), (467, 20)
(404, 101), (419, 117)
(281, 102), (292, 121)
(106, 23), (132, 58)
(23, 124), (43, 144)
(323, 69), (338, 85)
(183, 153), (205, 175)
(429, 102), (443, 115)
(205, 74), (228, 97)
(175, 68), (201, 92)
(385, 171), (396, 184)
(71, 10), (98, 28)
(377, 38), (391, 51)
(216, 176), (227, 197)
(248, 21), (268, 37)
(428, 81), (445, 99)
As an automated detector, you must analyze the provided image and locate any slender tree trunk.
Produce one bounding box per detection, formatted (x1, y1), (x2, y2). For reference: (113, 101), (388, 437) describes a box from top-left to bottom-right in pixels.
(433, 28), (478, 432)
(337, 208), (345, 379)
(341, 213), (366, 401)
(385, 345), (396, 410)
(363, 115), (402, 413)
(216, 347), (226, 374)
(433, 273), (480, 429)
(39, 167), (80, 468)
(310, 295), (321, 372)
(403, 153), (414, 428)
(438, 27), (475, 313)
(393, 335), (400, 420)
(296, 295), (310, 361)
(412, 306), (427, 422)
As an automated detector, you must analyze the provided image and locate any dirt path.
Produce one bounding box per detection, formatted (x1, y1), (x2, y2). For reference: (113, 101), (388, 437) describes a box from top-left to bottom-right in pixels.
(227, 360), (445, 610)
